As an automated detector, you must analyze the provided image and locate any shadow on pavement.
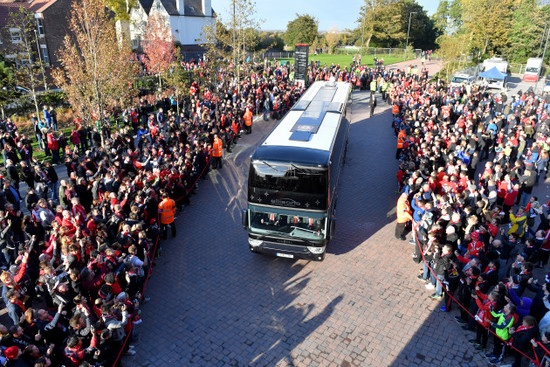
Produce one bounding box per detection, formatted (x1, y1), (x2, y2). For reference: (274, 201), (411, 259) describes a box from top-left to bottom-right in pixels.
(327, 90), (398, 256)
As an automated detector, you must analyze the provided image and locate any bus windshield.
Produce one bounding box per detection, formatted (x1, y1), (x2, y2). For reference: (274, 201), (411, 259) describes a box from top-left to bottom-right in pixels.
(249, 162), (327, 195)
(249, 206), (326, 241)
(526, 67), (540, 73)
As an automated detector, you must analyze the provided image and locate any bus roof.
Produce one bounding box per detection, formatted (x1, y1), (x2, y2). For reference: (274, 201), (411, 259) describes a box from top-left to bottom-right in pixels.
(260, 81), (351, 154)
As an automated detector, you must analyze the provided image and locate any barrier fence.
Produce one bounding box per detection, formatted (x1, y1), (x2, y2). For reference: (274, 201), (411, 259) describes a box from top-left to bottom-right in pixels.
(109, 101), (296, 366)
(110, 153), (211, 366)
(414, 226), (549, 365)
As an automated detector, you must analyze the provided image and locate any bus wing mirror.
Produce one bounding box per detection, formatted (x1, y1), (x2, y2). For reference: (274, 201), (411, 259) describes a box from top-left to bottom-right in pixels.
(329, 218), (336, 239)
(241, 209), (248, 229)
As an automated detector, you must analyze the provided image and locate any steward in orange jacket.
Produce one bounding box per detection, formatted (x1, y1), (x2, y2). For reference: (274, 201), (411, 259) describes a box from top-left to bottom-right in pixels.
(243, 108), (253, 134)
(396, 129), (406, 160)
(212, 134), (223, 169)
(395, 193), (412, 240)
(158, 192), (176, 239)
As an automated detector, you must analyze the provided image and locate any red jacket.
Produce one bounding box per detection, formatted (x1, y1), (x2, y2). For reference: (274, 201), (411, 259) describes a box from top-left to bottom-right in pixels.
(503, 189), (519, 206)
(47, 133), (59, 150)
(474, 290), (495, 327)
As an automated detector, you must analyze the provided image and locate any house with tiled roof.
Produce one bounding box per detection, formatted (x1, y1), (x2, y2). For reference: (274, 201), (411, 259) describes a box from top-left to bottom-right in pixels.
(129, 0), (214, 52)
(0, 0), (71, 68)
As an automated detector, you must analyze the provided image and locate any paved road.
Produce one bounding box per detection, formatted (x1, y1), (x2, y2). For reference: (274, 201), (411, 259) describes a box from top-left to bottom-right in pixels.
(125, 59), (495, 367)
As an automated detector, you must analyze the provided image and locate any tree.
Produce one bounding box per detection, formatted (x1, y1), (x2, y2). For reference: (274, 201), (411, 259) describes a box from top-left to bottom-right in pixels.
(201, 0), (259, 89)
(165, 49), (190, 115)
(432, 0), (462, 35)
(53, 0), (137, 135)
(105, 0), (137, 22)
(142, 13), (176, 90)
(7, 6), (47, 117)
(201, 17), (231, 87)
(356, 0), (391, 52)
(436, 33), (469, 76)
(0, 58), (16, 119)
(505, 0), (546, 62)
(324, 27), (341, 54)
(284, 14), (318, 48)
(257, 32), (285, 51)
(432, 0), (450, 34)
(398, 2), (440, 50)
(460, 0), (514, 57)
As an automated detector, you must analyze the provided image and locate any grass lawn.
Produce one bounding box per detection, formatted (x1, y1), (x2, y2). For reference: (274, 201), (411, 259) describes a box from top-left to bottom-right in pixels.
(276, 53), (416, 68)
(28, 125), (73, 164)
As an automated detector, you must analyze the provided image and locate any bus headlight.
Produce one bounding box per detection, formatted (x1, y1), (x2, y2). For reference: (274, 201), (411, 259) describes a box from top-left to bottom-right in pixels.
(307, 246), (324, 254)
(249, 238), (263, 247)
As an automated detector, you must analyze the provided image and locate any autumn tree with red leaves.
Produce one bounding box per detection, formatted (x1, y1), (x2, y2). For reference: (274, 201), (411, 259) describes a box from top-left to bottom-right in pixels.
(142, 13), (176, 90)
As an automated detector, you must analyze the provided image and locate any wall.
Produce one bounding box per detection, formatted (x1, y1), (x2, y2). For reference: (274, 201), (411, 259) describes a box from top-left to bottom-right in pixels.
(169, 15), (213, 45)
(41, 0), (71, 67)
(129, 5), (149, 49)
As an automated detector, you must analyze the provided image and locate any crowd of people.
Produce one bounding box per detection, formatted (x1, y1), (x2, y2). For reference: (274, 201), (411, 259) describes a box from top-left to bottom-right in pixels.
(0, 55), (409, 366)
(3, 52), (534, 366)
(0, 58), (326, 366)
(391, 66), (550, 366)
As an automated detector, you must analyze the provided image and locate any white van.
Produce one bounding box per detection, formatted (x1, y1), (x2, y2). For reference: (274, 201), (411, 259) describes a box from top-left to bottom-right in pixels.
(523, 58), (543, 82)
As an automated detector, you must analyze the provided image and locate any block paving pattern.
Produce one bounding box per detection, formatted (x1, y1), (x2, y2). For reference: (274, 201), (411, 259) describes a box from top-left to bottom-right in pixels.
(126, 60), (489, 367)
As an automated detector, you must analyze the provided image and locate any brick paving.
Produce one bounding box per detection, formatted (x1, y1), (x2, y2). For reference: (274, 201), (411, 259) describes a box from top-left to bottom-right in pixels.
(125, 59), (491, 367)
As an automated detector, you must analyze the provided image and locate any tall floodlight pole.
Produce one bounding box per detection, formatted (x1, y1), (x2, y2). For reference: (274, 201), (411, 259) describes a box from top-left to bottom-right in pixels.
(404, 11), (417, 62)
(536, 26), (550, 93)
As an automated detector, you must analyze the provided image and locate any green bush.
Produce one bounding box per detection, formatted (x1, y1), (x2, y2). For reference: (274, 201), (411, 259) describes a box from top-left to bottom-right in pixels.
(5, 90), (68, 116)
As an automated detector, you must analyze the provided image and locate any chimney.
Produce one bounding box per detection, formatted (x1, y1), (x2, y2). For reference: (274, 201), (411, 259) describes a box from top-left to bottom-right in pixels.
(176, 0), (184, 15)
(202, 0), (211, 16)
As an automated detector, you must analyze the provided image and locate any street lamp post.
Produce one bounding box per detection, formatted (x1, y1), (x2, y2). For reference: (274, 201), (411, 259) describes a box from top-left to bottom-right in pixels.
(536, 25), (550, 93)
(403, 11), (417, 62)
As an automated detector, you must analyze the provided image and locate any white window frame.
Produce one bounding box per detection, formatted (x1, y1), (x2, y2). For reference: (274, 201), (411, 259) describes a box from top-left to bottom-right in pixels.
(10, 28), (21, 44)
(40, 44), (49, 65)
(36, 19), (45, 37)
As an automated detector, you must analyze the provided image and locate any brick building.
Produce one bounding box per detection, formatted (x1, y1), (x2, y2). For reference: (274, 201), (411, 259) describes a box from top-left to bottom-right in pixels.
(0, 0), (71, 69)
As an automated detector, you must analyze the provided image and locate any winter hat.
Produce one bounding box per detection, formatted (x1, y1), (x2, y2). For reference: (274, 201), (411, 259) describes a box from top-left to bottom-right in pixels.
(4, 346), (19, 359)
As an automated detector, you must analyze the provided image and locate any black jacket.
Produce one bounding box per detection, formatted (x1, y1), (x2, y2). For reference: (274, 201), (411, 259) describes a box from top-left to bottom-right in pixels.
(431, 252), (452, 276)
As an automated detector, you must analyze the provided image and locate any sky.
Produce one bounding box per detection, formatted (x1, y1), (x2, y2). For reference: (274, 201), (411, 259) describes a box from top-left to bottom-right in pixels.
(213, 0), (439, 32)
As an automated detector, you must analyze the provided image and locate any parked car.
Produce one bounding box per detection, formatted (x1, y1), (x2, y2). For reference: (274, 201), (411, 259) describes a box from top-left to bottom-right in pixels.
(450, 73), (475, 87)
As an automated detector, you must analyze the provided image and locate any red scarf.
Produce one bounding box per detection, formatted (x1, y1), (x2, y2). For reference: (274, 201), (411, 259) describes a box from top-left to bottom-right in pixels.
(10, 298), (26, 313)
(516, 324), (534, 333)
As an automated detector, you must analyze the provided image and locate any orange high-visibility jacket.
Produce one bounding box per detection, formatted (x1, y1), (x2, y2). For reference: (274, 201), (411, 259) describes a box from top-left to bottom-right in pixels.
(212, 137), (223, 158)
(244, 110), (253, 126)
(397, 129), (406, 149)
(158, 198), (176, 224)
(396, 196), (413, 223)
